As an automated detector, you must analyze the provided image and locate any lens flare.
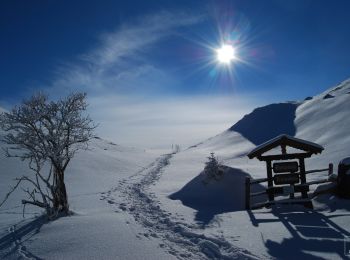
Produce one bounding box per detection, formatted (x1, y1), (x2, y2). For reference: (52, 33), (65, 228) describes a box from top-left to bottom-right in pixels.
(216, 44), (236, 64)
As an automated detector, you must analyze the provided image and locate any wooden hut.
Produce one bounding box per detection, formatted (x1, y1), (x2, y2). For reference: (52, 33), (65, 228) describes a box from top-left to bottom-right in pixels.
(245, 134), (332, 209)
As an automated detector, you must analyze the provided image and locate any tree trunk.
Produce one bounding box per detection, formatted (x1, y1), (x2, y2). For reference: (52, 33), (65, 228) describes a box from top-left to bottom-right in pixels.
(53, 166), (69, 214)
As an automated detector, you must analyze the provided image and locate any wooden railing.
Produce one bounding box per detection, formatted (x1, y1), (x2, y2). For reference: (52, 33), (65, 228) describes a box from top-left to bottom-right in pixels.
(245, 163), (334, 210)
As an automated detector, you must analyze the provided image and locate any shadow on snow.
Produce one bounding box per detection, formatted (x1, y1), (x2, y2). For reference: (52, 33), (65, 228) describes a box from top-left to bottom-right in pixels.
(229, 103), (298, 146)
(248, 206), (350, 259)
(169, 166), (266, 226)
(0, 215), (48, 259)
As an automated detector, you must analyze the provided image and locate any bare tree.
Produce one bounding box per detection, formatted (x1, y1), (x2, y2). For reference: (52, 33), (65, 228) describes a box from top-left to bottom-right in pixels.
(0, 92), (95, 218)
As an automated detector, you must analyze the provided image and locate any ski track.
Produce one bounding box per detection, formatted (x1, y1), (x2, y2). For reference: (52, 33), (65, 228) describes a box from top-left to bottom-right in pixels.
(102, 153), (260, 260)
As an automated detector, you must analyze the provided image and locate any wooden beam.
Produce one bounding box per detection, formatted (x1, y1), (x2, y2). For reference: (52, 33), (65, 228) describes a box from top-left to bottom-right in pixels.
(250, 198), (313, 210)
(281, 144), (287, 155)
(258, 152), (313, 161)
(285, 165), (331, 176)
(245, 177), (251, 210)
(266, 160), (274, 202)
(305, 168), (329, 174)
(250, 190), (267, 197)
(328, 163), (333, 176)
(268, 198), (312, 205)
(298, 179), (333, 186)
(250, 177), (269, 184)
(299, 158), (308, 199)
(266, 185), (309, 196)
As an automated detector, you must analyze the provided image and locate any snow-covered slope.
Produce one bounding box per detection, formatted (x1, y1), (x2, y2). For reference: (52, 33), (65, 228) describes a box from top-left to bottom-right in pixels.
(163, 78), (350, 181)
(295, 79), (350, 169)
(0, 136), (175, 259)
(151, 78), (350, 259)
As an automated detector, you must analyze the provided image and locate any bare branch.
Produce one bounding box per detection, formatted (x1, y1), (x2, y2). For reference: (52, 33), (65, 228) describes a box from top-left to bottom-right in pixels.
(21, 199), (47, 208)
(22, 203), (27, 218)
(0, 178), (25, 208)
(0, 92), (95, 215)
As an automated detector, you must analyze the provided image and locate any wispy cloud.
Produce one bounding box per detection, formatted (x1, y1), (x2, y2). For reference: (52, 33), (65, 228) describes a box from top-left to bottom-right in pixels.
(32, 10), (259, 149)
(47, 11), (203, 95)
(86, 11), (203, 67)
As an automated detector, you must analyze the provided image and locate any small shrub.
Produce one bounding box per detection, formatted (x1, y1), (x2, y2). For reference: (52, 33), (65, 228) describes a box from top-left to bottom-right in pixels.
(202, 152), (224, 184)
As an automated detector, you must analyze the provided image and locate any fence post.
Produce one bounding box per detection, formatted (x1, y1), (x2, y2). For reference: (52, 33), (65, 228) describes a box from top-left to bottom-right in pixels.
(266, 160), (274, 201)
(328, 163), (333, 176)
(245, 177), (251, 210)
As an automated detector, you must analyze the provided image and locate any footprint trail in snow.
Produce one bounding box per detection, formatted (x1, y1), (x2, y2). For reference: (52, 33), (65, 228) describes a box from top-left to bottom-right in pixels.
(102, 153), (259, 260)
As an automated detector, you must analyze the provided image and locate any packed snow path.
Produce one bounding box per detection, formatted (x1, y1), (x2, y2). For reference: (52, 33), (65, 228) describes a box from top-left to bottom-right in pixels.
(102, 153), (258, 260)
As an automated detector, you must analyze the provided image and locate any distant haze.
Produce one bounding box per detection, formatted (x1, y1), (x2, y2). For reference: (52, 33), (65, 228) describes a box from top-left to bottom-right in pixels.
(89, 94), (261, 149)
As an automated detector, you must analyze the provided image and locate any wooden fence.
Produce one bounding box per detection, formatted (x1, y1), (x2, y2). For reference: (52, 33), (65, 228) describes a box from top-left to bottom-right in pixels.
(245, 164), (334, 210)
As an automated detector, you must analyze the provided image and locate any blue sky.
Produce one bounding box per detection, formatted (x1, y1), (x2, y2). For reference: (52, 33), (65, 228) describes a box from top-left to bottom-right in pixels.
(1, 0), (350, 149)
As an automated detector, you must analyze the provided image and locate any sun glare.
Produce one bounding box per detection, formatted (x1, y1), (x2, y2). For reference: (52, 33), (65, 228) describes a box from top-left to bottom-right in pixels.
(216, 44), (236, 64)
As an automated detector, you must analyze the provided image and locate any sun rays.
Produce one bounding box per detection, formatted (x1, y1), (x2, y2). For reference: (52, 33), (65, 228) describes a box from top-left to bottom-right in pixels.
(216, 44), (236, 64)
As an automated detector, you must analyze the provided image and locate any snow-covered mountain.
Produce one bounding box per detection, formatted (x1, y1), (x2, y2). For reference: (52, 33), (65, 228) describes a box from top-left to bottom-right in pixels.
(179, 77), (350, 174)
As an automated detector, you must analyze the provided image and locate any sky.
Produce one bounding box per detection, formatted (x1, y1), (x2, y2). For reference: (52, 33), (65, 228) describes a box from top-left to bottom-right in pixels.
(1, 0), (350, 149)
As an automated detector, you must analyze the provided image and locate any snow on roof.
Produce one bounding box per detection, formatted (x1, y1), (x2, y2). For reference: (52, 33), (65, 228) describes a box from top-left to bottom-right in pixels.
(247, 134), (324, 159)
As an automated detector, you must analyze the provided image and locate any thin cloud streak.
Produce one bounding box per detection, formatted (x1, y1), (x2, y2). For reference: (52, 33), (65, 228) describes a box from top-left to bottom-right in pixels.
(31, 10), (260, 149)
(46, 11), (204, 96)
(87, 11), (204, 67)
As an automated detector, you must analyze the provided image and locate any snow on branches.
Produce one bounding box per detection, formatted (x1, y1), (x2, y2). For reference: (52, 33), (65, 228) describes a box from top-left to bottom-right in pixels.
(0, 92), (96, 218)
(202, 152), (224, 184)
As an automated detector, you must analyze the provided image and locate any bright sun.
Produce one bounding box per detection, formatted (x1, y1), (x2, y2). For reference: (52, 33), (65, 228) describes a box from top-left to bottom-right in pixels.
(216, 44), (236, 64)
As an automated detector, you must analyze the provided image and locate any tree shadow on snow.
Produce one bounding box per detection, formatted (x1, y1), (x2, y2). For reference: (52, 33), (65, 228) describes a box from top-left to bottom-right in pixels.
(169, 166), (266, 226)
(249, 206), (350, 259)
(0, 215), (48, 259)
(229, 103), (298, 146)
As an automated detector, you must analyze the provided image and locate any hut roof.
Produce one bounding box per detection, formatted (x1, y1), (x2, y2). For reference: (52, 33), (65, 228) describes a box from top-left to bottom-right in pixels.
(247, 134), (324, 160)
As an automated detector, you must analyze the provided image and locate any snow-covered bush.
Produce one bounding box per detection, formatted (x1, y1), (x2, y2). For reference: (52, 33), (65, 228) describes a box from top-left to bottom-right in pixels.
(202, 152), (224, 184)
